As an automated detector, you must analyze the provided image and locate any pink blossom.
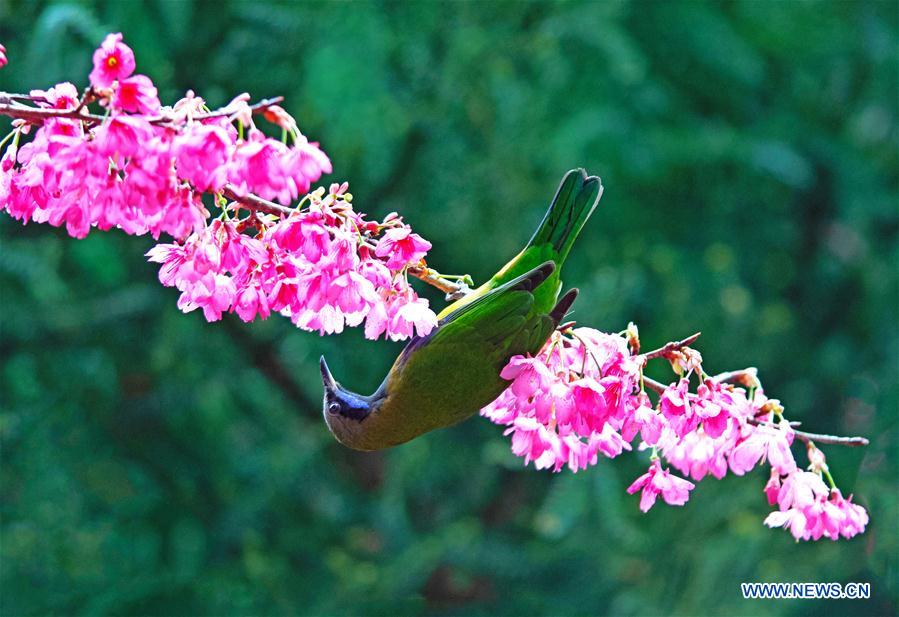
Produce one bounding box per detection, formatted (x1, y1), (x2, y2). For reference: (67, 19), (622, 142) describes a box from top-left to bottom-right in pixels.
(831, 491), (869, 539)
(175, 124), (232, 192)
(234, 282), (270, 322)
(0, 43), (7, 68)
(89, 33), (136, 87)
(661, 427), (732, 481)
(729, 420), (796, 475)
(388, 294), (438, 339)
(374, 227), (432, 269)
(659, 379), (698, 437)
(112, 74), (160, 114)
(776, 470), (829, 512)
(764, 507), (809, 540)
(620, 391), (664, 446)
(764, 469), (781, 505)
(506, 416), (563, 471)
(765, 488), (868, 542)
(627, 459), (696, 512)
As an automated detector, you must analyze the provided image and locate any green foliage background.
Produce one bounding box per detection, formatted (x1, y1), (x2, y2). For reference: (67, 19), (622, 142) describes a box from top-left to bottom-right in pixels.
(1, 1), (897, 615)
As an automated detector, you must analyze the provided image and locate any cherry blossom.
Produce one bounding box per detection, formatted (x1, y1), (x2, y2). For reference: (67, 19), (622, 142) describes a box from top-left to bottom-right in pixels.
(1, 33), (434, 341)
(481, 323), (868, 541)
(89, 33), (136, 88)
(626, 459), (696, 512)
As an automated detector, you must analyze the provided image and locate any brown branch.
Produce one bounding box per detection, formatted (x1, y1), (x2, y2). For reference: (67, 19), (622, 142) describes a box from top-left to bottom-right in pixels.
(713, 367), (760, 387)
(640, 332), (701, 361)
(643, 376), (667, 394)
(747, 418), (869, 448)
(0, 89), (467, 301)
(220, 184), (295, 217)
(219, 186), (470, 299)
(0, 91), (284, 127)
(408, 266), (470, 299)
(642, 375), (868, 448)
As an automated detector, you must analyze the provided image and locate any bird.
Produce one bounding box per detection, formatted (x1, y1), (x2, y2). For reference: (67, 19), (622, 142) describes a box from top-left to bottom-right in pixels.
(320, 169), (603, 450)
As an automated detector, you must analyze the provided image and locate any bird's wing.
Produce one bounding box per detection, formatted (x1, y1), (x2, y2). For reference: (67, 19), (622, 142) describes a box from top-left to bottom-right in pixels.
(436, 169), (601, 320)
(421, 262), (557, 357)
(524, 168), (602, 263)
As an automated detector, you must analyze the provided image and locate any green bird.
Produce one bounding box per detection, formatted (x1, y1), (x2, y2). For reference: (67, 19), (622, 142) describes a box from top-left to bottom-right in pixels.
(320, 169), (603, 450)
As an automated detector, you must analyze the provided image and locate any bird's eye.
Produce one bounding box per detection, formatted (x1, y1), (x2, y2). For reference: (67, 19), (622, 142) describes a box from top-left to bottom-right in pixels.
(328, 402), (341, 415)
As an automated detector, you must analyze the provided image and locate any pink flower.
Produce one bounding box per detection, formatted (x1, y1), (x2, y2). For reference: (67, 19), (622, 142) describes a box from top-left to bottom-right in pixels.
(627, 459), (695, 512)
(729, 420), (796, 475)
(175, 124), (232, 192)
(388, 294), (437, 339)
(270, 214), (331, 262)
(764, 507), (809, 540)
(96, 115), (153, 159)
(590, 424), (632, 459)
(505, 416), (563, 471)
(659, 379), (699, 437)
(0, 43), (7, 68)
(89, 33), (136, 88)
(374, 227), (432, 269)
(776, 470), (829, 512)
(831, 490), (869, 539)
(764, 469), (781, 505)
(765, 488), (868, 542)
(234, 282), (270, 322)
(662, 428), (732, 481)
(112, 74), (160, 114)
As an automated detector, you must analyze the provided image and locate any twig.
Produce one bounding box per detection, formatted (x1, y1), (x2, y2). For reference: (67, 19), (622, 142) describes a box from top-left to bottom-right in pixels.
(0, 91), (284, 127)
(641, 375), (868, 448)
(747, 418), (869, 448)
(0, 90), (468, 300)
(643, 376), (668, 394)
(408, 266), (470, 299)
(219, 186), (470, 299)
(640, 332), (701, 361)
(220, 184), (295, 217)
(713, 367), (759, 387)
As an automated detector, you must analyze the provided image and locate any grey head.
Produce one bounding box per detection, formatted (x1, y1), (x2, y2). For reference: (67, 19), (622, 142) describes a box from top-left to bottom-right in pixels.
(320, 356), (374, 422)
(319, 356), (392, 450)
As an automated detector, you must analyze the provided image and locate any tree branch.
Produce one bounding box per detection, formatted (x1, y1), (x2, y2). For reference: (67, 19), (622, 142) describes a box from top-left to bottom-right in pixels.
(640, 332), (701, 361)
(642, 376), (868, 448)
(747, 418), (869, 447)
(0, 91), (468, 301)
(0, 91), (284, 126)
(220, 184), (295, 217)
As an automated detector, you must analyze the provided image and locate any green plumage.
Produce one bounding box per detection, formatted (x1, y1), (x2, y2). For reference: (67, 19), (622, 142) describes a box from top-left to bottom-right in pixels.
(436, 168), (602, 318)
(320, 169), (603, 450)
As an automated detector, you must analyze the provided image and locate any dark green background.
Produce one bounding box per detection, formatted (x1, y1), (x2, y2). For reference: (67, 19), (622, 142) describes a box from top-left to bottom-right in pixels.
(1, 1), (896, 615)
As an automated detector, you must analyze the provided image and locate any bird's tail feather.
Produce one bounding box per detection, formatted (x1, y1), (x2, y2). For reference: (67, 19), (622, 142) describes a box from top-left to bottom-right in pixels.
(549, 288), (579, 323)
(526, 169), (603, 262)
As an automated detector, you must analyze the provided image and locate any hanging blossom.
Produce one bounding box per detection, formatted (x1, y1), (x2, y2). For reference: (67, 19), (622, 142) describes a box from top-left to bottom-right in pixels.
(147, 183), (436, 338)
(481, 323), (869, 541)
(0, 33), (330, 239)
(0, 33), (440, 340)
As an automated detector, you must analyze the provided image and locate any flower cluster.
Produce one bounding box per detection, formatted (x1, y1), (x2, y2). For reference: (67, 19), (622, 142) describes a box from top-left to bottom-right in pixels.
(482, 325), (868, 541)
(482, 328), (640, 472)
(763, 451), (869, 541)
(1, 34), (330, 240)
(147, 184), (436, 338)
(1, 33), (439, 340)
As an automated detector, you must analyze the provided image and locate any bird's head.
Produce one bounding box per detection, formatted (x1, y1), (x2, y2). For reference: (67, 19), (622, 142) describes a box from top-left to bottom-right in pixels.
(319, 355), (394, 451)
(320, 356), (373, 422)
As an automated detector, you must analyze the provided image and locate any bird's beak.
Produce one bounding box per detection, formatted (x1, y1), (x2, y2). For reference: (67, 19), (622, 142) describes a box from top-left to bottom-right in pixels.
(319, 356), (338, 391)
